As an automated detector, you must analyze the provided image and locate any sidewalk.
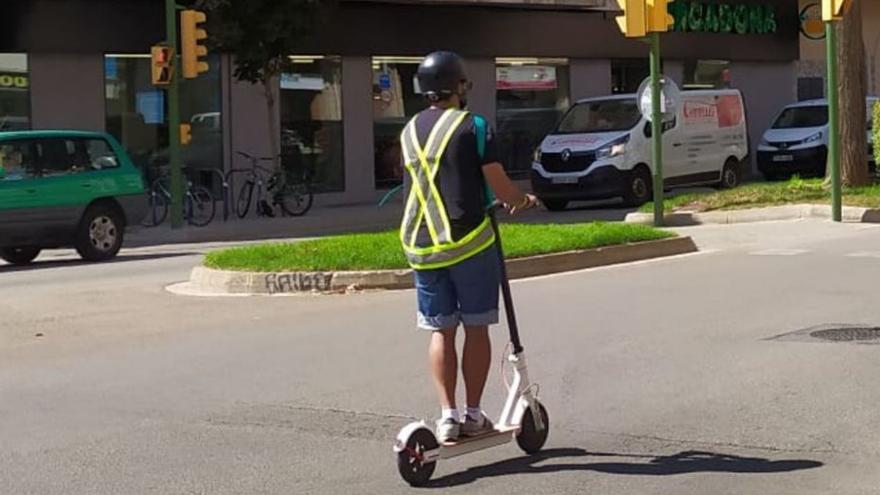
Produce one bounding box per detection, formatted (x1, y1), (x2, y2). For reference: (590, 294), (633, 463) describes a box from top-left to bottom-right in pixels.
(126, 202), (403, 248)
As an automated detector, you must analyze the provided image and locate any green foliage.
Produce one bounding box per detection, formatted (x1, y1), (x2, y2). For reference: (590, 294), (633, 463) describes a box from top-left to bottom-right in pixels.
(872, 101), (880, 166)
(193, 0), (330, 84)
(204, 223), (676, 272)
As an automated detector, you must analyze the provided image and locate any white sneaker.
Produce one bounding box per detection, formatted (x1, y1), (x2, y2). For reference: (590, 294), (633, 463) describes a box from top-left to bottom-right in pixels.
(460, 412), (494, 437)
(435, 417), (460, 443)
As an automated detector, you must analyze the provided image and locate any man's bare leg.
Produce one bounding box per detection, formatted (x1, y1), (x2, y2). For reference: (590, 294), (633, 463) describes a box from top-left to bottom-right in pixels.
(429, 327), (458, 410)
(462, 325), (491, 410)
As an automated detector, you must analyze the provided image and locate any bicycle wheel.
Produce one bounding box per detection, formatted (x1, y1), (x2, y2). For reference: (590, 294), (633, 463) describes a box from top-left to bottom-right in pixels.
(236, 181), (254, 219)
(142, 182), (169, 227)
(187, 185), (216, 227)
(277, 182), (313, 217)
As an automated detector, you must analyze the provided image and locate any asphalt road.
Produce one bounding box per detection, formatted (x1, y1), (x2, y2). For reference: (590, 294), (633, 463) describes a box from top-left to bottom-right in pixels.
(2, 220), (880, 494)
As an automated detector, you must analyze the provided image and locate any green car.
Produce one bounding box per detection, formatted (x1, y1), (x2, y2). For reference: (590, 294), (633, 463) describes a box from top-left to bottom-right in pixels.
(0, 131), (147, 265)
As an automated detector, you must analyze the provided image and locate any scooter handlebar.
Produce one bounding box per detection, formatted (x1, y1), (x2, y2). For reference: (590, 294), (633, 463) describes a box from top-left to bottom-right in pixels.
(487, 200), (505, 213)
(486, 195), (539, 215)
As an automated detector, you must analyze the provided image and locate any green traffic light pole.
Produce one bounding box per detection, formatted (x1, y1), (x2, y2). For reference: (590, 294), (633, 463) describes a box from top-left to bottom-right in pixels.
(825, 20), (842, 222)
(650, 31), (664, 227)
(165, 0), (184, 228)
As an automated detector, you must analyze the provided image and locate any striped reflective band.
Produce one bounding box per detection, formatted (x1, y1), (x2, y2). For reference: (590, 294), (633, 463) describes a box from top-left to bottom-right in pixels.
(399, 108), (495, 270)
(405, 216), (495, 270)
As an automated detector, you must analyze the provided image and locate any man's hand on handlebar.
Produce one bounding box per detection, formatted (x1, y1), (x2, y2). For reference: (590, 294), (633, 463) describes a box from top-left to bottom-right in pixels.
(481, 163), (539, 215)
(507, 194), (539, 215)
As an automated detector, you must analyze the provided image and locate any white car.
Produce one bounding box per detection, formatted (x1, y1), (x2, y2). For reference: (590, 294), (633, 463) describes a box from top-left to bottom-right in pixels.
(530, 90), (749, 210)
(757, 97), (878, 181)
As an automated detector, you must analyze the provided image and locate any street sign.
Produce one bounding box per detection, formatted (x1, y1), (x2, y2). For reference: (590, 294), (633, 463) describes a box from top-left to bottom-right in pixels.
(800, 3), (826, 40)
(379, 73), (392, 90)
(637, 75), (680, 122)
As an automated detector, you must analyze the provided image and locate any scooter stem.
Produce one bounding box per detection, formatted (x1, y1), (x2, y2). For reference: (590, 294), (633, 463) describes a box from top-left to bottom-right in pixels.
(487, 207), (523, 355)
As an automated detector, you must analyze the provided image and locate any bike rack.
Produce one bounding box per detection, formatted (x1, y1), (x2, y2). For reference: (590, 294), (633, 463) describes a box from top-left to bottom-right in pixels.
(141, 166), (228, 227)
(224, 167), (255, 220)
(203, 168), (230, 222)
(226, 153), (313, 220)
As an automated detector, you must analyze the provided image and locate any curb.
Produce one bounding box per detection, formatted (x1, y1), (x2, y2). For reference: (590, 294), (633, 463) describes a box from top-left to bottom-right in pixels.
(624, 204), (880, 226)
(180, 236), (698, 296)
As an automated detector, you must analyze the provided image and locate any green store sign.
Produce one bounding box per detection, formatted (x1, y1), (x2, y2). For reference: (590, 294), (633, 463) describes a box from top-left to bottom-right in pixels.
(670, 2), (778, 35)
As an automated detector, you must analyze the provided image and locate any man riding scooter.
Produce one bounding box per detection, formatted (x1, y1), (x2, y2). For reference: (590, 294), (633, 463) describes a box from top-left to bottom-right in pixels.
(398, 51), (538, 443)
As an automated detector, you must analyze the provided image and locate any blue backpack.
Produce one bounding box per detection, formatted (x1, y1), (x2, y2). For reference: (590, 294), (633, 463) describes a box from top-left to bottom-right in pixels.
(473, 114), (497, 207)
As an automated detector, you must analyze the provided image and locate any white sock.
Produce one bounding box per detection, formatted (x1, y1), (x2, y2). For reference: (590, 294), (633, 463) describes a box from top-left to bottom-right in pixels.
(466, 406), (482, 421)
(441, 408), (460, 422)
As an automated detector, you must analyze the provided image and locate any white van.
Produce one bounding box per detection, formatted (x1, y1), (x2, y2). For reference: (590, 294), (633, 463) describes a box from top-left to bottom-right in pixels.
(530, 89), (749, 210)
(757, 97), (878, 180)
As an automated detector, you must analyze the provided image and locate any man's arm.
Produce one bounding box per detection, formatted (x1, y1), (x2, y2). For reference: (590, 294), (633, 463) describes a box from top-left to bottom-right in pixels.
(482, 162), (537, 214)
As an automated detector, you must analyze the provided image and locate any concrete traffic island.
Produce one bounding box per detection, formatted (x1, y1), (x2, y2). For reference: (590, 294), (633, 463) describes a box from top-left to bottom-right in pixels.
(167, 236), (698, 296)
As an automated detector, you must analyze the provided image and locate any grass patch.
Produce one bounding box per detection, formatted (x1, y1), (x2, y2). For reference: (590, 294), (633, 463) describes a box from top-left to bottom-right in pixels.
(204, 222), (676, 272)
(638, 177), (880, 213)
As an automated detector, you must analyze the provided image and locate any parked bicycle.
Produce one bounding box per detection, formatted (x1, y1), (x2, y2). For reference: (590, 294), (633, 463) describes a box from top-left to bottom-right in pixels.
(142, 170), (216, 227)
(233, 151), (313, 219)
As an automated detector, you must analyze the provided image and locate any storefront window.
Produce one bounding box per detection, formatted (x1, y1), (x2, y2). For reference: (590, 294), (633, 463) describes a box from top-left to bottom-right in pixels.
(684, 60), (731, 89)
(372, 56), (424, 189)
(495, 58), (570, 178)
(281, 56), (344, 193)
(0, 54), (30, 131)
(612, 59), (650, 94)
(104, 54), (222, 190)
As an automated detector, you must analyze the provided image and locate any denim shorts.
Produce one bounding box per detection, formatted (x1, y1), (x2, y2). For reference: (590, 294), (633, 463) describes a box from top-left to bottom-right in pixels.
(413, 244), (500, 331)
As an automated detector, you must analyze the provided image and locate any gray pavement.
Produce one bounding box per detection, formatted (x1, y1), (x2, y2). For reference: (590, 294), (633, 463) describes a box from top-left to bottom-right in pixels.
(3, 220), (880, 494)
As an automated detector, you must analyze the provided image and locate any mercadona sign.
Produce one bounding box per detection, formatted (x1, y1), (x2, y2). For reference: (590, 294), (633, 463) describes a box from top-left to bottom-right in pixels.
(670, 1), (778, 35)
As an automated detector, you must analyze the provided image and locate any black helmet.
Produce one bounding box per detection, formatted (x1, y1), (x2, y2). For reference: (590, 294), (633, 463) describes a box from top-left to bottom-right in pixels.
(417, 51), (469, 99)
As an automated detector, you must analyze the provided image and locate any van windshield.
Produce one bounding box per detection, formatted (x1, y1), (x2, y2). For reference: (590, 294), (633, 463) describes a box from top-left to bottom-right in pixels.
(556, 99), (641, 134)
(771, 106), (828, 129)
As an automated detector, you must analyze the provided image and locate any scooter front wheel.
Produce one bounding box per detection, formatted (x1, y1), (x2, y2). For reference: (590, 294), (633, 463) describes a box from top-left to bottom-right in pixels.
(516, 401), (549, 454)
(396, 427), (438, 486)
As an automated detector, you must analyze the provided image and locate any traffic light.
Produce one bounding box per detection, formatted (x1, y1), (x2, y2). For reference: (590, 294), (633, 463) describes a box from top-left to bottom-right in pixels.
(181, 9), (209, 78)
(151, 45), (173, 86)
(616, 0), (647, 38)
(180, 123), (192, 146)
(823, 0), (851, 21)
(646, 0), (674, 33)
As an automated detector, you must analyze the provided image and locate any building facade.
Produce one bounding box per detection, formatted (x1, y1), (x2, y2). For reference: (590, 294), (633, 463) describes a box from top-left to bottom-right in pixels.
(0, 0), (801, 206)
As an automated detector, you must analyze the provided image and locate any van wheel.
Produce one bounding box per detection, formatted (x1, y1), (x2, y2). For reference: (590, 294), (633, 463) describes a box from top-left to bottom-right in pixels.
(623, 167), (652, 207)
(75, 204), (124, 262)
(0, 247), (41, 265)
(542, 199), (569, 211)
(719, 159), (741, 189)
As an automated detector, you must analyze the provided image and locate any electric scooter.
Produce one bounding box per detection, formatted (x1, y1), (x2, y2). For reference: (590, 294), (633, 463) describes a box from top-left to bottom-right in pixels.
(393, 202), (549, 487)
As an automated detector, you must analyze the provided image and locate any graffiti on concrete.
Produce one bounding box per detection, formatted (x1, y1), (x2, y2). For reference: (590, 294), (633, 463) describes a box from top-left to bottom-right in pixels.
(265, 273), (333, 293)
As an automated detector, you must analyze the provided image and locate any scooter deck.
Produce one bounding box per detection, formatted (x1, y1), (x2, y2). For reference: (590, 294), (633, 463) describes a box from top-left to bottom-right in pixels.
(440, 426), (518, 448)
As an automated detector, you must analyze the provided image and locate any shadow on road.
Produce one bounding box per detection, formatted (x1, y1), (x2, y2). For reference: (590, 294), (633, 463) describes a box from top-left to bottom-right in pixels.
(426, 448), (824, 488)
(0, 252), (197, 273)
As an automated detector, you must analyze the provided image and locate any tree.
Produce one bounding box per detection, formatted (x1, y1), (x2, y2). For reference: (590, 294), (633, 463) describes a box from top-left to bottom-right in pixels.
(834, 0), (869, 186)
(194, 0), (330, 171)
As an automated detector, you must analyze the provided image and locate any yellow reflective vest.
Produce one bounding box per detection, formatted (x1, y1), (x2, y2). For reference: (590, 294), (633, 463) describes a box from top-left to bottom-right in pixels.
(399, 108), (495, 270)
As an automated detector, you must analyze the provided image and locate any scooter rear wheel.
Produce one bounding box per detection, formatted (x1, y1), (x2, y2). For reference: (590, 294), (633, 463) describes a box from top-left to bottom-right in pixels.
(516, 401), (549, 454)
(397, 427), (438, 486)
